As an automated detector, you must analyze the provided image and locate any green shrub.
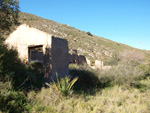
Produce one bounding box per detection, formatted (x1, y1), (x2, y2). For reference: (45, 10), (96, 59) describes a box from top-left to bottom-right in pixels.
(0, 81), (30, 113)
(0, 39), (44, 90)
(137, 64), (150, 77)
(104, 53), (120, 66)
(69, 64), (108, 93)
(0, 38), (28, 89)
(104, 57), (119, 66)
(86, 32), (93, 36)
(98, 63), (145, 87)
(26, 62), (44, 89)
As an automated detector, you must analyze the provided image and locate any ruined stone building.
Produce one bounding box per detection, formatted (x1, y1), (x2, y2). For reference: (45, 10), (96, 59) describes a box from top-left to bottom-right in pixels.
(69, 50), (87, 65)
(5, 24), (69, 82)
(68, 50), (111, 70)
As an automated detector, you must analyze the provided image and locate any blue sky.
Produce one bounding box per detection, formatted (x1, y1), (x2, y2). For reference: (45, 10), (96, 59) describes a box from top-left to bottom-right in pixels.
(20, 0), (150, 50)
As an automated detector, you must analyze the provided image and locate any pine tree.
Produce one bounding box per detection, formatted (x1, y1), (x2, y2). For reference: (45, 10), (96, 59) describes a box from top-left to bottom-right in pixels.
(0, 0), (20, 80)
(0, 0), (19, 32)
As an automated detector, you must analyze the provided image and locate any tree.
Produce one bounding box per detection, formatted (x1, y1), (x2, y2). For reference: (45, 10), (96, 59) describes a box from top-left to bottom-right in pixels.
(0, 0), (19, 32)
(0, 0), (20, 71)
(86, 32), (93, 36)
(0, 0), (20, 83)
(0, 0), (20, 75)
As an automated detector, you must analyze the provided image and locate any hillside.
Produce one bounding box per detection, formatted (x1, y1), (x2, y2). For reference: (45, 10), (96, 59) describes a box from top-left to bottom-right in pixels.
(8, 12), (150, 63)
(1, 11), (150, 113)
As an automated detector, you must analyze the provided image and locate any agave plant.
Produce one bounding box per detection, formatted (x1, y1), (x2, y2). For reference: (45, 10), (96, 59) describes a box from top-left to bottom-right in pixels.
(52, 73), (78, 96)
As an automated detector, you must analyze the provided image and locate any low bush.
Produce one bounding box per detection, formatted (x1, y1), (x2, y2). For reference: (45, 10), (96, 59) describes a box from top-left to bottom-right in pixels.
(0, 81), (31, 113)
(69, 64), (110, 94)
(70, 65), (99, 90)
(98, 63), (145, 87)
(25, 63), (150, 113)
(86, 32), (93, 36)
(0, 40), (45, 90)
(70, 62), (148, 92)
(28, 86), (61, 112)
(104, 57), (119, 66)
(104, 54), (120, 66)
(26, 62), (45, 89)
(27, 84), (150, 113)
(137, 63), (150, 77)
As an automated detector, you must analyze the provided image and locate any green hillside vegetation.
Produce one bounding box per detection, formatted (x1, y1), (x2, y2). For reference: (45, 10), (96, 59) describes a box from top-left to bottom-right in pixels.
(1, 10), (150, 113)
(1, 62), (150, 112)
(17, 12), (150, 64)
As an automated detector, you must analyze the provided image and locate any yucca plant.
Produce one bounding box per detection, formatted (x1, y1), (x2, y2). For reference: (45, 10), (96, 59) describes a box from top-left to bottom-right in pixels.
(52, 73), (78, 96)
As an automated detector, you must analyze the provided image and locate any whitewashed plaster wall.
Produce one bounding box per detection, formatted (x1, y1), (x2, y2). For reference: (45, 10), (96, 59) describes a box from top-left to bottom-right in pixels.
(5, 24), (52, 62)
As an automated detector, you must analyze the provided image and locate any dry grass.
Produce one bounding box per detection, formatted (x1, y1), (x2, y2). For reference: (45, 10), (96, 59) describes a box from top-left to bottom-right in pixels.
(27, 64), (150, 113)
(28, 82), (150, 113)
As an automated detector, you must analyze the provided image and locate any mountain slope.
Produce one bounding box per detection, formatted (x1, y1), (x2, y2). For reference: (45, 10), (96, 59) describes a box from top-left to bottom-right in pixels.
(14, 12), (150, 63)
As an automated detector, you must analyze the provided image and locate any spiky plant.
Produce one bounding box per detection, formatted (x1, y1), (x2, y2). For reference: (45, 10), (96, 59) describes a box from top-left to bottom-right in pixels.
(52, 73), (78, 96)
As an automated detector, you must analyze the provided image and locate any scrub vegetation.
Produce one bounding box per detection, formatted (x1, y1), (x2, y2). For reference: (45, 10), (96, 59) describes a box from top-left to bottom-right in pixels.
(13, 12), (150, 63)
(1, 1), (150, 112)
(1, 60), (150, 112)
(1, 48), (150, 112)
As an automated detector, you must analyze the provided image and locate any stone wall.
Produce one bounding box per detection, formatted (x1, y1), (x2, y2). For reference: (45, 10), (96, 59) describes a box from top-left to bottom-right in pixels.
(69, 54), (87, 65)
(5, 24), (69, 82)
(5, 24), (52, 62)
(51, 36), (69, 78)
(95, 60), (104, 68)
(85, 58), (111, 70)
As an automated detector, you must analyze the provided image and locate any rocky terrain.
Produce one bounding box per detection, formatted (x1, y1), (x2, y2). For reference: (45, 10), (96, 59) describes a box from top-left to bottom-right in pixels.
(6, 12), (150, 64)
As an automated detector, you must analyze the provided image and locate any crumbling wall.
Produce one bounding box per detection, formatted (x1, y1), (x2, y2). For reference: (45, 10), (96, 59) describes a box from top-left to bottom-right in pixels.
(69, 54), (87, 65)
(51, 37), (69, 78)
(95, 60), (103, 68)
(69, 49), (87, 65)
(88, 59), (111, 70)
(43, 47), (52, 82)
(69, 54), (79, 64)
(78, 55), (87, 65)
(5, 24), (52, 62)
(86, 58), (91, 66)
(5, 24), (70, 82)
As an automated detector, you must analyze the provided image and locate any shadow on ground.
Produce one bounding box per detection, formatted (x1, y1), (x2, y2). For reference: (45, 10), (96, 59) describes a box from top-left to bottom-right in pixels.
(69, 68), (111, 95)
